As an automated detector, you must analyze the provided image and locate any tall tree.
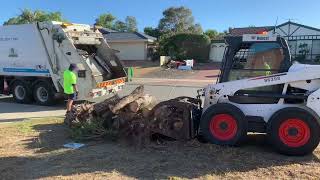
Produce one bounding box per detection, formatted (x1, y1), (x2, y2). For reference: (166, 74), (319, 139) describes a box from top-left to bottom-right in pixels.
(4, 9), (65, 25)
(113, 20), (127, 32)
(125, 16), (137, 32)
(191, 23), (203, 34)
(158, 6), (202, 34)
(204, 29), (228, 40)
(144, 27), (161, 38)
(95, 13), (116, 29)
(204, 29), (219, 39)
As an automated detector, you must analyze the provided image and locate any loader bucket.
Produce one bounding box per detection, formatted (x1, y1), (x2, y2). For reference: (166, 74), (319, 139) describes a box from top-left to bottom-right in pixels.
(149, 97), (202, 141)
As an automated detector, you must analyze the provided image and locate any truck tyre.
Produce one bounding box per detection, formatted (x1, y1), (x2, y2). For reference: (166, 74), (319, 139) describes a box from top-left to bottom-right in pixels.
(200, 103), (247, 146)
(12, 80), (33, 104)
(267, 107), (320, 156)
(33, 81), (56, 106)
(0, 77), (3, 94)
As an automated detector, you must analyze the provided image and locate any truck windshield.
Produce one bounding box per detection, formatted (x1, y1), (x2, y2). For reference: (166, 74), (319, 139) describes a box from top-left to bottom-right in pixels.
(228, 42), (284, 81)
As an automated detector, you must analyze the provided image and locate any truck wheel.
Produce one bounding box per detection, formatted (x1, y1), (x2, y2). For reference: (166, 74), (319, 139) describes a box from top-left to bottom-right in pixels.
(267, 107), (320, 156)
(0, 77), (4, 94)
(33, 82), (56, 106)
(200, 103), (247, 146)
(12, 80), (33, 104)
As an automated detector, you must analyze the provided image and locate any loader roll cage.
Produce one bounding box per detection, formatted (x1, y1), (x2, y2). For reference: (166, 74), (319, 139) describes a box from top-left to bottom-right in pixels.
(219, 36), (292, 83)
(218, 36), (293, 104)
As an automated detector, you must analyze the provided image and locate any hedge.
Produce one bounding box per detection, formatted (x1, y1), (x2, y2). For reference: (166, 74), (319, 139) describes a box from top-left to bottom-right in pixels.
(160, 33), (211, 63)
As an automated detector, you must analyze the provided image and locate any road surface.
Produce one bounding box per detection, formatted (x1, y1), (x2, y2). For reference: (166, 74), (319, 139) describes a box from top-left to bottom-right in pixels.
(131, 78), (214, 87)
(0, 84), (201, 122)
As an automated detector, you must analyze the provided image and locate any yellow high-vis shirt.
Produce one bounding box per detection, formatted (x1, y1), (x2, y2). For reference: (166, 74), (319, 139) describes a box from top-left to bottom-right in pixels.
(63, 70), (77, 94)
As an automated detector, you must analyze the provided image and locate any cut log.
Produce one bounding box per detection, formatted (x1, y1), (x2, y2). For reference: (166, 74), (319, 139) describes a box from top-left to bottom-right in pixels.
(128, 94), (156, 113)
(141, 108), (151, 118)
(93, 95), (120, 116)
(65, 85), (200, 143)
(109, 85), (144, 114)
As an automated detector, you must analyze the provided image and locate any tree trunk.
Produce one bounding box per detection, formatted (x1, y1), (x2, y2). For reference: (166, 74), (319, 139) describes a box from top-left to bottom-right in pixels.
(128, 94), (157, 113)
(109, 85), (144, 114)
(93, 95), (120, 116)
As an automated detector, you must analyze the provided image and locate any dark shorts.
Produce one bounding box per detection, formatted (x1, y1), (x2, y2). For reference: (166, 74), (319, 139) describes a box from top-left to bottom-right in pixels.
(65, 93), (76, 100)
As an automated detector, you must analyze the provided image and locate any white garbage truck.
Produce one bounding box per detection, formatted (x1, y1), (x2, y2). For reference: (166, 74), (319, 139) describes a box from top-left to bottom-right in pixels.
(0, 21), (127, 105)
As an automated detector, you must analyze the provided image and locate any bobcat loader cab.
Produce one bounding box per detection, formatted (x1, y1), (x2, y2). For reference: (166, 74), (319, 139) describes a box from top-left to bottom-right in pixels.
(220, 34), (291, 83)
(199, 33), (320, 155)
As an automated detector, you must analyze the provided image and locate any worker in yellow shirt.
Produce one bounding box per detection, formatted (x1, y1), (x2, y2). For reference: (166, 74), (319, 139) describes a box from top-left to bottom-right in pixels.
(64, 63), (79, 113)
(264, 61), (272, 76)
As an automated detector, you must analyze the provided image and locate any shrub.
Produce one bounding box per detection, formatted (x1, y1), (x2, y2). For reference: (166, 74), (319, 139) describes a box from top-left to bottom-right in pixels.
(159, 33), (211, 63)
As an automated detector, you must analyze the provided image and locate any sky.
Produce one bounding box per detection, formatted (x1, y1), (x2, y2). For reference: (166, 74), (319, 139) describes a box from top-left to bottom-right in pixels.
(0, 0), (319, 32)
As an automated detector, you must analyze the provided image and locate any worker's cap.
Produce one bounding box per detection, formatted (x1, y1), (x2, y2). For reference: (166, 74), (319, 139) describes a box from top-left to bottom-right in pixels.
(69, 63), (79, 71)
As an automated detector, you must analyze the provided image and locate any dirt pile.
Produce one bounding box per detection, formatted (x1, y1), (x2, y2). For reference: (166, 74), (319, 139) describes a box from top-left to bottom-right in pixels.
(65, 85), (201, 145)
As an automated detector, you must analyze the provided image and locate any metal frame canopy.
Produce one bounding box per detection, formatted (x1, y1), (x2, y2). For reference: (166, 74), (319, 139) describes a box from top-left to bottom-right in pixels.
(219, 35), (291, 83)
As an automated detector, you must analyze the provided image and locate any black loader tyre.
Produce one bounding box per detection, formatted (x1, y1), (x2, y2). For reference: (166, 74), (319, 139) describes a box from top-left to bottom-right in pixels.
(33, 81), (56, 106)
(267, 107), (320, 156)
(12, 80), (33, 104)
(200, 103), (247, 146)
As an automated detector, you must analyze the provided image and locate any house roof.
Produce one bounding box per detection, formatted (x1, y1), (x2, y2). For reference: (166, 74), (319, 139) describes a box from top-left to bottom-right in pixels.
(276, 21), (320, 32)
(229, 21), (320, 36)
(99, 28), (118, 33)
(103, 32), (156, 42)
(229, 26), (274, 36)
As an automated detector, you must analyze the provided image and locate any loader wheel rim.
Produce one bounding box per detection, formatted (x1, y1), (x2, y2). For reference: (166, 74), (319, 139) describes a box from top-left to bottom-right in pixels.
(279, 118), (310, 148)
(210, 114), (238, 141)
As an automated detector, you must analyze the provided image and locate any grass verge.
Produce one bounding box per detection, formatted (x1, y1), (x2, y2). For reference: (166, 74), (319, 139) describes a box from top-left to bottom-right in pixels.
(1, 117), (320, 179)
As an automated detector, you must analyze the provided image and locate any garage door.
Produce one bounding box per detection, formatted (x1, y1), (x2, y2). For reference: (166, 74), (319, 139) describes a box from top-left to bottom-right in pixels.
(109, 42), (146, 60)
(210, 43), (226, 62)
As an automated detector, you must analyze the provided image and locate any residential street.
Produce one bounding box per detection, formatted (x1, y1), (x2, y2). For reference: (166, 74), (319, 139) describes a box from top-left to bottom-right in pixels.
(0, 83), (202, 122)
(130, 77), (215, 87)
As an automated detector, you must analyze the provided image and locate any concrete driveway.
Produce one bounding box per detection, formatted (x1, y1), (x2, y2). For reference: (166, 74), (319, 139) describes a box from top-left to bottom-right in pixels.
(0, 84), (201, 122)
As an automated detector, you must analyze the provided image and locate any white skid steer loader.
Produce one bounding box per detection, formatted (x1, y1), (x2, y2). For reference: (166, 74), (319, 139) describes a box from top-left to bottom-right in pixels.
(195, 33), (320, 156)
